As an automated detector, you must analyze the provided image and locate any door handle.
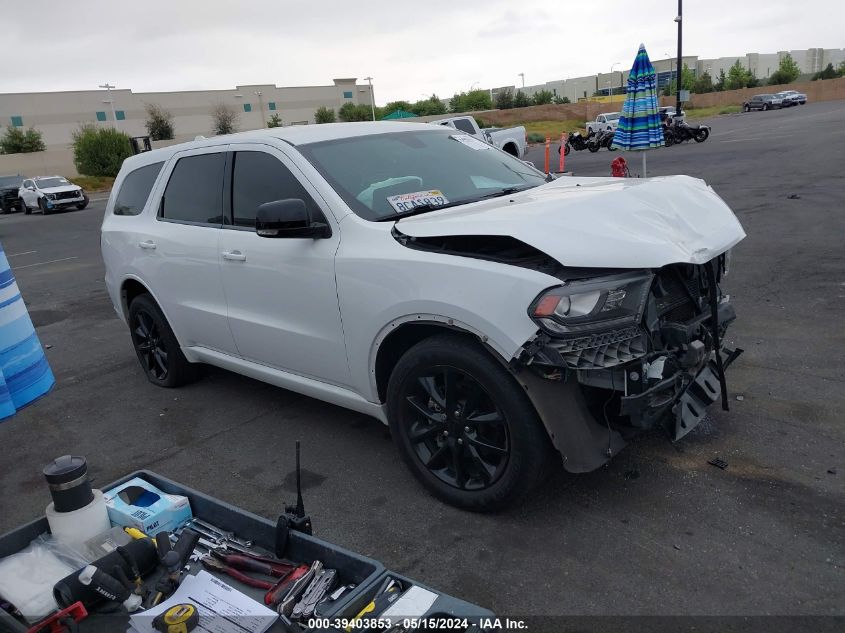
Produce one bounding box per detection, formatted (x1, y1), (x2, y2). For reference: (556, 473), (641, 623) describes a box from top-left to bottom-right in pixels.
(138, 240), (157, 250)
(222, 250), (246, 261)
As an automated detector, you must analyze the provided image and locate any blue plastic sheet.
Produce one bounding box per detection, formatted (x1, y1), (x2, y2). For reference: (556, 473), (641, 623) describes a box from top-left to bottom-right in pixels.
(0, 242), (55, 420)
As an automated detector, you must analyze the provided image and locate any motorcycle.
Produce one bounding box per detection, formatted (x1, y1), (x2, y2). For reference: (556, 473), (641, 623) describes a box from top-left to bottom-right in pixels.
(559, 130), (594, 155)
(587, 129), (617, 152)
(667, 120), (711, 144)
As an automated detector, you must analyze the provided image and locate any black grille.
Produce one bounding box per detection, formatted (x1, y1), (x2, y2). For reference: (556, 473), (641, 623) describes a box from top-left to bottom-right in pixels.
(653, 266), (701, 323)
(55, 191), (79, 200)
(1, 190), (17, 203)
(547, 327), (646, 370)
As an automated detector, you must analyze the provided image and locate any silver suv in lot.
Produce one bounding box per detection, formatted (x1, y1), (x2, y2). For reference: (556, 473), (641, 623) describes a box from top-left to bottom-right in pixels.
(101, 122), (745, 510)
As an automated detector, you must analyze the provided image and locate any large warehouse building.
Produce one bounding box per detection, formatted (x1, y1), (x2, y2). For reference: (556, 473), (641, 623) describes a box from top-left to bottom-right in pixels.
(0, 79), (375, 147)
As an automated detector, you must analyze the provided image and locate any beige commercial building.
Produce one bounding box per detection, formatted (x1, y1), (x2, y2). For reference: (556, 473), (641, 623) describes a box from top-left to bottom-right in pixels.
(0, 79), (375, 147)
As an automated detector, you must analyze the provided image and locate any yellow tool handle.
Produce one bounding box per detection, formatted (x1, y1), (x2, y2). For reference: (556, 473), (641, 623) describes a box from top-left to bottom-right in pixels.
(124, 527), (155, 542)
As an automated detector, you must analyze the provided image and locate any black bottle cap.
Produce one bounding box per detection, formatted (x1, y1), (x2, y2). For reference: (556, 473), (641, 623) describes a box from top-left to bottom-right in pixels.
(43, 455), (88, 485)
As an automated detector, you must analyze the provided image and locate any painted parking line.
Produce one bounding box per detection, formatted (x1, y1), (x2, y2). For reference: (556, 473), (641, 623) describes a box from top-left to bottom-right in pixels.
(6, 250), (37, 258)
(14, 256), (78, 270)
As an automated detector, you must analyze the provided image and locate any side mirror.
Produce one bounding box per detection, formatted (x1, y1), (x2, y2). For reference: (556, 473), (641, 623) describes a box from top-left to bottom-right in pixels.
(255, 199), (331, 239)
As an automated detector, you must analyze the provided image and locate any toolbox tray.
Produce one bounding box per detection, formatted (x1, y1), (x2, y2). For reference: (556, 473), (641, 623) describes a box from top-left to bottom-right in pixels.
(311, 571), (495, 632)
(0, 470), (384, 632)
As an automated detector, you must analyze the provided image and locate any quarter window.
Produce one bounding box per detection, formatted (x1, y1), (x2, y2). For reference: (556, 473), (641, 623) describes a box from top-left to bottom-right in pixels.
(113, 162), (164, 216)
(161, 153), (226, 224)
(231, 151), (318, 229)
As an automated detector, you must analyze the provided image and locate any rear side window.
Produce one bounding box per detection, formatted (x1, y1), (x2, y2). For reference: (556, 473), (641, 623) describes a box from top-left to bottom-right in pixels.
(452, 119), (476, 134)
(113, 162), (163, 216)
(161, 153), (226, 224)
(231, 151), (319, 228)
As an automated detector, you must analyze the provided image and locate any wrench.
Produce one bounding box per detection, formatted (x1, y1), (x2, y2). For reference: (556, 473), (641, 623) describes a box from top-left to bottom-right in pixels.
(189, 518), (254, 549)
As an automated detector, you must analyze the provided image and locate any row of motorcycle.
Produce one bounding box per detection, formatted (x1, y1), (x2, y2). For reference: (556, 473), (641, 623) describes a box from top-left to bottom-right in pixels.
(560, 121), (710, 155)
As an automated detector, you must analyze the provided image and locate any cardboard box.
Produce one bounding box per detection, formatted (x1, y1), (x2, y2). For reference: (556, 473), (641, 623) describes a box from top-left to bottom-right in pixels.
(103, 477), (192, 536)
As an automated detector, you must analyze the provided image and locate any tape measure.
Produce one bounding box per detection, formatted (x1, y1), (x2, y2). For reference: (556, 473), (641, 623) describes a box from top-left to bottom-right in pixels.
(153, 603), (199, 633)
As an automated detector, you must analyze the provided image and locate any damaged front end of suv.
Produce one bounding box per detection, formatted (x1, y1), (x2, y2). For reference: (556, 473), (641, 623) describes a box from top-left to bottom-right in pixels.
(515, 253), (742, 473)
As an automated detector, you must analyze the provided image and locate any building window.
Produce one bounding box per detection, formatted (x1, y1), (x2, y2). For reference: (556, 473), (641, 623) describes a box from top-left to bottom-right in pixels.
(10, 116), (23, 127)
(243, 103), (252, 112)
(116, 110), (126, 121)
(343, 91), (353, 99)
(96, 111), (107, 122)
(268, 102), (276, 111)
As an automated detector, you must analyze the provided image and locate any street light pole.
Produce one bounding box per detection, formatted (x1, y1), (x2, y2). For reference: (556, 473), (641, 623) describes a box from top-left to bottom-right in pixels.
(610, 62), (620, 101)
(254, 91), (264, 127)
(675, 0), (683, 114)
(364, 76), (376, 121)
(99, 83), (117, 125)
(518, 73), (525, 88)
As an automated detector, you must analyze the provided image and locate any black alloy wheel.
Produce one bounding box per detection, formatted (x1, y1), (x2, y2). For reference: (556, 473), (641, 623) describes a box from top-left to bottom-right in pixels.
(402, 366), (510, 491)
(132, 309), (169, 381)
(128, 294), (197, 387)
(387, 334), (553, 511)
(39, 197), (51, 215)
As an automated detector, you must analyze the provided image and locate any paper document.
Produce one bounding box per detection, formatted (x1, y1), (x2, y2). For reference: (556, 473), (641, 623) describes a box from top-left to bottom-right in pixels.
(380, 585), (439, 618)
(129, 571), (278, 633)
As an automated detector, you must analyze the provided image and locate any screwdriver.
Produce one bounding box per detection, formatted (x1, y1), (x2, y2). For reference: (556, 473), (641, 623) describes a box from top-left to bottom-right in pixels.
(345, 578), (402, 632)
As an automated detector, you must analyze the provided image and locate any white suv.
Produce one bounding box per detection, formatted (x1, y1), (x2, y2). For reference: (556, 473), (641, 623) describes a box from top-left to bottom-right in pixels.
(102, 122), (745, 510)
(19, 176), (89, 214)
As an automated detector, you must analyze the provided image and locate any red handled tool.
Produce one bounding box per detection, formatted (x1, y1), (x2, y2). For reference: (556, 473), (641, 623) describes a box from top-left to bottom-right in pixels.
(264, 564), (310, 606)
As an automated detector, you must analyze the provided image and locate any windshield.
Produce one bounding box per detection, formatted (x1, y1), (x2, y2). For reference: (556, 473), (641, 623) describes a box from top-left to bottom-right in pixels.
(298, 130), (546, 221)
(35, 177), (71, 188)
(0, 175), (23, 187)
(604, 113), (621, 121)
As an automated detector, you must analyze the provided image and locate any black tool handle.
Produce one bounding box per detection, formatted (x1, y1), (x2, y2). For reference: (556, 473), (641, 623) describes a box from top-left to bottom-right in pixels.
(175, 528), (201, 567)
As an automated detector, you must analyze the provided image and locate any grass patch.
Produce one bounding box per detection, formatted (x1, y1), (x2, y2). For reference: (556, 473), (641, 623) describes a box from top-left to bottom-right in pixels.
(520, 119), (586, 142)
(685, 105), (742, 119)
(67, 175), (115, 192)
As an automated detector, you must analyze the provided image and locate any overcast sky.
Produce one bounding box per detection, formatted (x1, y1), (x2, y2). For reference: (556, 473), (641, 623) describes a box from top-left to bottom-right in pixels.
(3, 0), (843, 103)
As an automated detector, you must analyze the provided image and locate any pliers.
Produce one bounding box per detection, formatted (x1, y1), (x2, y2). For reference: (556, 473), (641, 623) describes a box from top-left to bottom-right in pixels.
(200, 551), (296, 590)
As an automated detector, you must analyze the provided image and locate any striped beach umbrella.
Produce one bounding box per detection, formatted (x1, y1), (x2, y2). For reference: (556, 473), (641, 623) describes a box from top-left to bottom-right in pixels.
(612, 44), (664, 176)
(0, 242), (55, 420)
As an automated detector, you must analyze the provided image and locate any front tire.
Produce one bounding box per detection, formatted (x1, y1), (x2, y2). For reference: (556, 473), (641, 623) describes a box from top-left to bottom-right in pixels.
(76, 195), (89, 210)
(693, 128), (709, 143)
(38, 197), (51, 215)
(128, 294), (197, 388)
(386, 334), (552, 511)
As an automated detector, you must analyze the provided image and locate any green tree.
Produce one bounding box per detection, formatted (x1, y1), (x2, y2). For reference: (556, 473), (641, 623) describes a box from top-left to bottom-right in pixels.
(72, 125), (132, 177)
(513, 90), (530, 107)
(338, 102), (373, 121)
(768, 53), (801, 85)
(267, 113), (283, 128)
(409, 95), (446, 116)
(210, 102), (238, 135)
(838, 61), (845, 76)
(382, 101), (413, 117)
(495, 88), (514, 110)
(144, 103), (174, 140)
(314, 106), (336, 123)
(693, 71), (714, 93)
(0, 126), (45, 154)
(449, 89), (492, 113)
(553, 95), (570, 104)
(664, 64), (696, 95)
(745, 70), (760, 88)
(812, 63), (839, 80)
(714, 68), (727, 91)
(532, 89), (554, 105)
(726, 60), (750, 90)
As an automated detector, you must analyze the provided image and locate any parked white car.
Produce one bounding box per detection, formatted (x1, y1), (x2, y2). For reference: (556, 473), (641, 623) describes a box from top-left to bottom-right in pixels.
(19, 176), (89, 215)
(430, 116), (526, 158)
(586, 112), (621, 135)
(102, 122), (745, 510)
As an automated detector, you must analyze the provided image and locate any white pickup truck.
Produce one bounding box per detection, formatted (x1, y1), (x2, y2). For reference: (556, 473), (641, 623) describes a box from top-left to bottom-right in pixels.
(430, 116), (526, 158)
(586, 112), (621, 135)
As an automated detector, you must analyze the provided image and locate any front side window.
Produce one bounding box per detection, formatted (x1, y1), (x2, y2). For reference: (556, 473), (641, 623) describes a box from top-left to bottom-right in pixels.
(114, 162), (164, 216)
(161, 153), (226, 224)
(298, 130), (546, 221)
(230, 151), (319, 228)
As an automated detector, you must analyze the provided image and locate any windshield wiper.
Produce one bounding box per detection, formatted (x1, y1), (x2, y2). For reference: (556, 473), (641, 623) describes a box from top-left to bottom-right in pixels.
(375, 185), (536, 222)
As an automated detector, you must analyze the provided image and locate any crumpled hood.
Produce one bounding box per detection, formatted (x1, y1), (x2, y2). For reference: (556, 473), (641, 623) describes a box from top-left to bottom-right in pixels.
(40, 185), (81, 194)
(397, 175), (745, 269)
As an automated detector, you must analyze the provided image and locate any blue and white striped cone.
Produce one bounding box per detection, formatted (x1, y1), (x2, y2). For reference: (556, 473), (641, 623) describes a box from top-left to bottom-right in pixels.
(0, 242), (55, 420)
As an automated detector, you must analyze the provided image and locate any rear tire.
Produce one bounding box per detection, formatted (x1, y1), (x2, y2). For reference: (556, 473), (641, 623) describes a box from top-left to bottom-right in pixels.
(763, 104), (769, 111)
(22, 199), (31, 214)
(386, 334), (553, 511)
(743, 105), (750, 112)
(128, 294), (198, 388)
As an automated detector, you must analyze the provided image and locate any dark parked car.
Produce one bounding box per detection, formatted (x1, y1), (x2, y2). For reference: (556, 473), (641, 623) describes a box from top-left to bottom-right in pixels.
(743, 94), (784, 112)
(0, 174), (24, 214)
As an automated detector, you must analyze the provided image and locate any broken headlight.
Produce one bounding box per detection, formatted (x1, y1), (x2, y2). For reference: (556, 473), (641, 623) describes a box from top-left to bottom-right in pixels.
(530, 271), (653, 335)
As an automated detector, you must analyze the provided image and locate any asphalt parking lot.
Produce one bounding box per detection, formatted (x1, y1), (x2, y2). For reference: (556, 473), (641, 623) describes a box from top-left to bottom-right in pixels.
(0, 101), (843, 629)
